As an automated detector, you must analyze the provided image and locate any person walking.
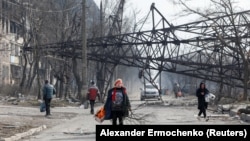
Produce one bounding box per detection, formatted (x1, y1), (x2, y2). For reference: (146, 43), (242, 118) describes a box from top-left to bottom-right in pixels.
(42, 80), (56, 117)
(87, 80), (100, 114)
(196, 82), (209, 121)
(104, 78), (131, 125)
(173, 82), (181, 98)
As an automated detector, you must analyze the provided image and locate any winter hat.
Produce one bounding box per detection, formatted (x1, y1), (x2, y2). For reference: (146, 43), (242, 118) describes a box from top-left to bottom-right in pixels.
(114, 78), (123, 86)
(112, 78), (124, 101)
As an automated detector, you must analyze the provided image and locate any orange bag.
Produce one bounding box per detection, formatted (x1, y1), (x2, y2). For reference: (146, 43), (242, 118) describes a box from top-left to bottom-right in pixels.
(94, 107), (105, 123)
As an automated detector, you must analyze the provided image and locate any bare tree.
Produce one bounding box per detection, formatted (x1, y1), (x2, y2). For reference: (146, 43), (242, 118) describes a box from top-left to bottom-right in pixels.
(19, 0), (85, 99)
(172, 0), (250, 100)
(14, 0), (147, 102)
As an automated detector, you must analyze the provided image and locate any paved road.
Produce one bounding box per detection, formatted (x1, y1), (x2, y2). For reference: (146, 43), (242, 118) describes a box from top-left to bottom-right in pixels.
(19, 106), (101, 141)
(19, 95), (249, 141)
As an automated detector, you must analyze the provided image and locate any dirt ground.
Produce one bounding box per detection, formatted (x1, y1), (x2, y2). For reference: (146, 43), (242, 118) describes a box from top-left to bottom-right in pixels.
(0, 97), (80, 139)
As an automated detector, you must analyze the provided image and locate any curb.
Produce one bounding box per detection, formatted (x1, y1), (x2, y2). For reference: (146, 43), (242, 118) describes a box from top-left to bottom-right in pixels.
(0, 125), (47, 141)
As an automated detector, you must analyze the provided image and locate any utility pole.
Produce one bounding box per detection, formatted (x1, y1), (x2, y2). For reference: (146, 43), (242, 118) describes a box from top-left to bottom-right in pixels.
(81, 0), (88, 103)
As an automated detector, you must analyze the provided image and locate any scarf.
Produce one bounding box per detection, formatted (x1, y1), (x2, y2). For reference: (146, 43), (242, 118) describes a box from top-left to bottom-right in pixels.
(112, 88), (117, 101)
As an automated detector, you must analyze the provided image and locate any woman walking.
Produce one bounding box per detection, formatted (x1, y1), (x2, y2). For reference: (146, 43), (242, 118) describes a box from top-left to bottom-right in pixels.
(196, 82), (209, 121)
(104, 78), (131, 125)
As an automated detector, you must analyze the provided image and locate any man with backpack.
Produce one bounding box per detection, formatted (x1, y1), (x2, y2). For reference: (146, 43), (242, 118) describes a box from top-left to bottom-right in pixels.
(104, 78), (131, 125)
(87, 80), (100, 114)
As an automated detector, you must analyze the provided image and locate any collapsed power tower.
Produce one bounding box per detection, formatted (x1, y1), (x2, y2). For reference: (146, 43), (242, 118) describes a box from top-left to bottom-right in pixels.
(23, 3), (250, 99)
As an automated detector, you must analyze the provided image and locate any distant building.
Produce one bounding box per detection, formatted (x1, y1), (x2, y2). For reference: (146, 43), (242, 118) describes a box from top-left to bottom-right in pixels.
(0, 0), (100, 85)
(0, 0), (23, 85)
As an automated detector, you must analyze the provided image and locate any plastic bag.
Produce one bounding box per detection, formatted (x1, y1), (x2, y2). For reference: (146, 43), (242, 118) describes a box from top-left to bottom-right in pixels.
(40, 102), (46, 112)
(205, 94), (210, 102)
(94, 107), (105, 123)
(205, 93), (216, 102)
(84, 101), (89, 109)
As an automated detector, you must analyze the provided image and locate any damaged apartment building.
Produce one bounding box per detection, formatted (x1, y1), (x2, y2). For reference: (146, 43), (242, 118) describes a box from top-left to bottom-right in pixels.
(0, 0), (23, 85)
(0, 0), (100, 90)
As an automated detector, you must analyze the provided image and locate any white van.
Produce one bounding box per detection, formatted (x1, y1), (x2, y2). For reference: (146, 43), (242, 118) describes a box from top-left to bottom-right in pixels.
(140, 83), (161, 101)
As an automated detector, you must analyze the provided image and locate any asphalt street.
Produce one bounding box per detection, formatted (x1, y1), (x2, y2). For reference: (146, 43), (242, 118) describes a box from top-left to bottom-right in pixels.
(18, 95), (249, 141)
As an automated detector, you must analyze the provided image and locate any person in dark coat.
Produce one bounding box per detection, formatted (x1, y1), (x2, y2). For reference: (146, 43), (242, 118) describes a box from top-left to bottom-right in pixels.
(196, 82), (209, 121)
(42, 80), (56, 117)
(104, 78), (131, 125)
(173, 82), (181, 98)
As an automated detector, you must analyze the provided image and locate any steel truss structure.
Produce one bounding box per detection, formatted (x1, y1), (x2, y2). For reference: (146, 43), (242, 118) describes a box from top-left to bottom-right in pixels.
(23, 3), (250, 94)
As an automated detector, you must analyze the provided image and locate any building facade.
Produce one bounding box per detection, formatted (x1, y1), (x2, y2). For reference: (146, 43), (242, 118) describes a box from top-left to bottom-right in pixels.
(0, 0), (23, 85)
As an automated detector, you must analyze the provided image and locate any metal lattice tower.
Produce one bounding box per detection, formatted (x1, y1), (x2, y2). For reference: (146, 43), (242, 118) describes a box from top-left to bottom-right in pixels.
(23, 3), (250, 96)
